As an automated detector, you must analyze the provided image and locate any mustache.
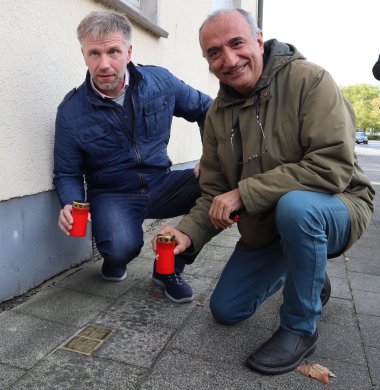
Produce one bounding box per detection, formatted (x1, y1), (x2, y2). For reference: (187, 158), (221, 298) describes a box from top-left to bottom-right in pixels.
(221, 62), (247, 74)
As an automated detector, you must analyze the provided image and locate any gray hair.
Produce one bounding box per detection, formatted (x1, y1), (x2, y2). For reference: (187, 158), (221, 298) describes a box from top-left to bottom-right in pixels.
(199, 8), (261, 41)
(77, 10), (132, 47)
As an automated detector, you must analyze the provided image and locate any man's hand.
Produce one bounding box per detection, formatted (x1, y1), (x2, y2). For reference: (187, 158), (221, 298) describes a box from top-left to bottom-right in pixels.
(58, 204), (91, 236)
(151, 225), (192, 255)
(209, 188), (243, 229)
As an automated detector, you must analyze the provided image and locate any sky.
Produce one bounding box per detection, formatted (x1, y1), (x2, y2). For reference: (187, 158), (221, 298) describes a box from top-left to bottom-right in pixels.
(263, 0), (379, 86)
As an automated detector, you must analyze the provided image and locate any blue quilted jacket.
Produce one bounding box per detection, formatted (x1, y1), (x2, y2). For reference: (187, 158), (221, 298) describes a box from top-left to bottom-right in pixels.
(53, 62), (212, 206)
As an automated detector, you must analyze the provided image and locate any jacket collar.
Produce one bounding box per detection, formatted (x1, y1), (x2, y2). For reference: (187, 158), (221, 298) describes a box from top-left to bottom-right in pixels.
(85, 61), (143, 106)
(257, 39), (303, 90)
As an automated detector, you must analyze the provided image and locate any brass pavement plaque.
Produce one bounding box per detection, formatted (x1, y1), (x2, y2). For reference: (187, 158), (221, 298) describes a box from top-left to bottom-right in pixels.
(61, 324), (114, 356)
(78, 324), (113, 341)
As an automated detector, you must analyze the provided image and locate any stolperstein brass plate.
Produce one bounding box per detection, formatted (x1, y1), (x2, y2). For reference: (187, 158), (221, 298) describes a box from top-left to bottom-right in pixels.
(61, 324), (115, 356)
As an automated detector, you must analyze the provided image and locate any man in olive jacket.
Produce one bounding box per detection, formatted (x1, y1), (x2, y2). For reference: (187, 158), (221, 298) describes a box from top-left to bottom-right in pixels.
(153, 9), (374, 374)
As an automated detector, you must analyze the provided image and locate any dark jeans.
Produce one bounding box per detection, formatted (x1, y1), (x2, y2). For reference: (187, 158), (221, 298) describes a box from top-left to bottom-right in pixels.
(89, 169), (200, 276)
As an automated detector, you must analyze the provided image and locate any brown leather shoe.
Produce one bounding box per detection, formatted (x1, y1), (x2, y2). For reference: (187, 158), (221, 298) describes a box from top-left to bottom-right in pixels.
(246, 327), (318, 375)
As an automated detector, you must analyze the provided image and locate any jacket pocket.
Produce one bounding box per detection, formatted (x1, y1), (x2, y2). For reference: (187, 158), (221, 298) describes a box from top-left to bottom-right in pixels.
(143, 94), (174, 140)
(77, 125), (122, 163)
(79, 125), (110, 143)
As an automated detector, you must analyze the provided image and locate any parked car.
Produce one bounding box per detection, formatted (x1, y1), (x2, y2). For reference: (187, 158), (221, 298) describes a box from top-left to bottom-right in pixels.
(355, 131), (368, 144)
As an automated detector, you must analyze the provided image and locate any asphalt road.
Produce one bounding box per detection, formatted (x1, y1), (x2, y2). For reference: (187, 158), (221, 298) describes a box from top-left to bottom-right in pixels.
(356, 141), (380, 184)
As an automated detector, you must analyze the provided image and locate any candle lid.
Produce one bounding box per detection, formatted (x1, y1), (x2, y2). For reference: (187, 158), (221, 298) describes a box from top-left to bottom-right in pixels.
(72, 200), (90, 209)
(156, 234), (175, 243)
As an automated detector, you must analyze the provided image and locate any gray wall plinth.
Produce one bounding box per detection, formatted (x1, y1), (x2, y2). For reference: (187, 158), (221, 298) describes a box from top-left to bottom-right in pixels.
(0, 191), (92, 302)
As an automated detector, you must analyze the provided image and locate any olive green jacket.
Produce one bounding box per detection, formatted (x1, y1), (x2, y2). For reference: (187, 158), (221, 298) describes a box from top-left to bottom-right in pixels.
(177, 39), (374, 253)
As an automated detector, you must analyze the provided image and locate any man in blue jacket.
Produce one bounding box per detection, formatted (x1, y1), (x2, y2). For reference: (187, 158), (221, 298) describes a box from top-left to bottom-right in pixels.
(53, 10), (212, 303)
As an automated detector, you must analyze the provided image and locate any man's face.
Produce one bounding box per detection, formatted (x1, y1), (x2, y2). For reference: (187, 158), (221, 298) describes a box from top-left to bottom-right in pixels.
(200, 11), (264, 97)
(81, 31), (132, 97)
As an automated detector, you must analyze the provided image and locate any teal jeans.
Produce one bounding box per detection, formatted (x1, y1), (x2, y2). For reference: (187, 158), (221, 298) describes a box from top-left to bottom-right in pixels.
(210, 190), (350, 335)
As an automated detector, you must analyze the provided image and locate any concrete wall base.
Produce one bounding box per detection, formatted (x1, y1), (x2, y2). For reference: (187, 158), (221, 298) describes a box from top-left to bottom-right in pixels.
(0, 191), (92, 302)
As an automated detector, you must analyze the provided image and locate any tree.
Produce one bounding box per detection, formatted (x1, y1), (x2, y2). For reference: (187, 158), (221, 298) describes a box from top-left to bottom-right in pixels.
(340, 84), (380, 133)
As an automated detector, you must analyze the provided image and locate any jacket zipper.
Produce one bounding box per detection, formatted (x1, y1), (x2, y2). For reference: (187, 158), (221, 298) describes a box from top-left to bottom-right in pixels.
(111, 107), (146, 192)
(131, 93), (146, 191)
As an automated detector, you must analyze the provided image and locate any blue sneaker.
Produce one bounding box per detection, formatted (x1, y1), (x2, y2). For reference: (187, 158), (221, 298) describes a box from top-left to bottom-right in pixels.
(101, 265), (127, 282)
(152, 269), (194, 303)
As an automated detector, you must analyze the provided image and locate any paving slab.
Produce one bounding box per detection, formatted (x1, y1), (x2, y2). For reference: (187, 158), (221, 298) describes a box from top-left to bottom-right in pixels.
(259, 356), (373, 390)
(10, 349), (147, 390)
(352, 290), (380, 316)
(0, 363), (25, 389)
(126, 255), (156, 275)
(316, 321), (367, 366)
(366, 346), (380, 386)
(319, 297), (357, 327)
(0, 311), (76, 369)
(329, 276), (352, 300)
(56, 266), (134, 299)
(92, 320), (175, 368)
(362, 221), (380, 236)
(178, 253), (229, 280)
(92, 288), (195, 328)
(346, 236), (380, 277)
(169, 306), (273, 366)
(346, 253), (380, 277)
(140, 349), (263, 390)
(326, 259), (348, 279)
(12, 287), (114, 327)
(60, 256), (156, 298)
(138, 242), (157, 260)
(196, 243), (235, 264)
(348, 272), (380, 293)
(207, 229), (240, 247)
(357, 314), (380, 348)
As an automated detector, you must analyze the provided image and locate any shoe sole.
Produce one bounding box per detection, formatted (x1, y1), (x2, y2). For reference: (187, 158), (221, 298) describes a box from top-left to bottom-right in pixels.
(101, 271), (127, 282)
(152, 276), (194, 304)
(246, 343), (317, 375)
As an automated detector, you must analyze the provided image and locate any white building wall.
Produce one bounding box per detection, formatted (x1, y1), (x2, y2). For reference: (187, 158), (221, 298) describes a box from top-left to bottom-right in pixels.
(0, 0), (257, 301)
(1, 0), (93, 201)
(0, 0), (257, 202)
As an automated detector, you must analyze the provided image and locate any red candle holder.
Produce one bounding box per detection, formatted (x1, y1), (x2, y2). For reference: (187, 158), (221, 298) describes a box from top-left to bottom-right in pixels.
(70, 200), (90, 237)
(155, 234), (175, 274)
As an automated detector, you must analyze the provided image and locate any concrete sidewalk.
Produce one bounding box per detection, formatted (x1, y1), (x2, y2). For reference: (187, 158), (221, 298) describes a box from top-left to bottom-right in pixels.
(1, 177), (379, 388)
